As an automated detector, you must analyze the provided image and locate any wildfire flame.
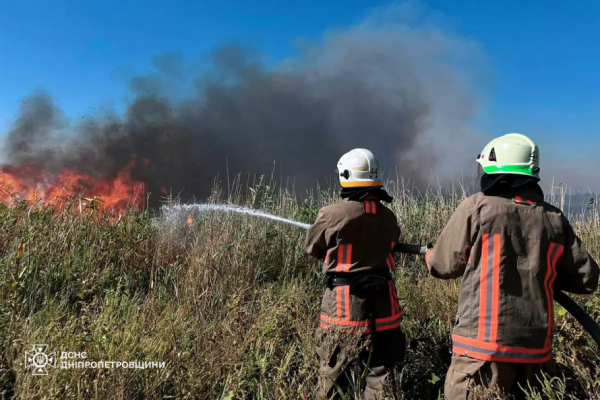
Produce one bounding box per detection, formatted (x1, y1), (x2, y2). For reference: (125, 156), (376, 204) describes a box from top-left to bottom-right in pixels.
(186, 214), (193, 227)
(0, 157), (145, 213)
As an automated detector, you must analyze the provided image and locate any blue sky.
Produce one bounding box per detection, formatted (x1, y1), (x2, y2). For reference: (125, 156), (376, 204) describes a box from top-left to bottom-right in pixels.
(1, 0), (599, 187)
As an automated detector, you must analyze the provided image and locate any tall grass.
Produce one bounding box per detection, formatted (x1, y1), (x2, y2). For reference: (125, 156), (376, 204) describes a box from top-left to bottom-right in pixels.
(0, 177), (598, 399)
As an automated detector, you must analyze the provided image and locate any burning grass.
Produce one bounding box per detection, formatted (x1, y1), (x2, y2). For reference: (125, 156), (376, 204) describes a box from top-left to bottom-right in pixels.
(0, 177), (598, 399)
(0, 158), (146, 212)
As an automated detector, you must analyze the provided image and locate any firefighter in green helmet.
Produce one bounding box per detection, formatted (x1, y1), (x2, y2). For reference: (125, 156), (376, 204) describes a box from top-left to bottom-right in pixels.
(424, 133), (599, 399)
(306, 148), (405, 399)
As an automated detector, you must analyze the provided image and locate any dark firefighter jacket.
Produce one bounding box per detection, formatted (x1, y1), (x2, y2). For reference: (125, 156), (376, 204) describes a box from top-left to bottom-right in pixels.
(426, 187), (600, 363)
(306, 198), (403, 334)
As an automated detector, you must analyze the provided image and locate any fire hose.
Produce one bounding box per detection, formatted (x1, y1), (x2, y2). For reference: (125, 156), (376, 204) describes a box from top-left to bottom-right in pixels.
(394, 243), (600, 346)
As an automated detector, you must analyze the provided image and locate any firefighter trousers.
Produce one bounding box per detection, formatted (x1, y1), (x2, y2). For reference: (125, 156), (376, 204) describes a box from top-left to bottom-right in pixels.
(315, 327), (406, 400)
(444, 354), (557, 400)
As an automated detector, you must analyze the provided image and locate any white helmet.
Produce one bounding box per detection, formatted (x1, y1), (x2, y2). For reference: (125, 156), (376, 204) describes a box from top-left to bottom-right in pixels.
(337, 148), (383, 188)
(476, 133), (540, 178)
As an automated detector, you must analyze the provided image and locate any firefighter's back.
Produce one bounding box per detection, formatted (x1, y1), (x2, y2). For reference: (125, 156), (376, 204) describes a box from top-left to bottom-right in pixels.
(306, 197), (403, 333)
(318, 198), (400, 275)
(453, 190), (567, 361)
(434, 133), (599, 399)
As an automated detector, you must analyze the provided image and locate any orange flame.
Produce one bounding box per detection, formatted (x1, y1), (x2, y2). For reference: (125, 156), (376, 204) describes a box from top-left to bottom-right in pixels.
(0, 157), (145, 213)
(187, 214), (193, 227)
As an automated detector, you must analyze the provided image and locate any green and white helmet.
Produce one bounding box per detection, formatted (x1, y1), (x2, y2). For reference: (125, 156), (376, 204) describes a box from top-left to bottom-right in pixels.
(476, 133), (540, 178)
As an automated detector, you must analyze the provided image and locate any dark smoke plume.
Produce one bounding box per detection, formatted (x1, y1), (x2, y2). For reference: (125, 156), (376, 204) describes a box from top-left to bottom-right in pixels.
(1, 5), (484, 202)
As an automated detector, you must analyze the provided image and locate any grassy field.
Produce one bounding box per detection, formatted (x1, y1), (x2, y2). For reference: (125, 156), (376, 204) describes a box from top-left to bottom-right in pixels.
(0, 178), (598, 399)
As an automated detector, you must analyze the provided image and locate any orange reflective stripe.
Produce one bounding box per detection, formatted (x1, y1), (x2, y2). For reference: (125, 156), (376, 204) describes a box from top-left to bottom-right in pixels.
(386, 253), (394, 269)
(490, 234), (501, 344)
(364, 201), (377, 214)
(336, 244), (353, 272)
(478, 234), (489, 341)
(334, 285), (351, 321)
(344, 244), (352, 272)
(478, 234), (501, 343)
(515, 196), (535, 205)
(387, 241), (396, 269)
(321, 312), (402, 333)
(320, 315), (367, 334)
(375, 313), (402, 331)
(453, 335), (551, 354)
(452, 334), (551, 363)
(321, 314), (369, 327)
(336, 287), (343, 319)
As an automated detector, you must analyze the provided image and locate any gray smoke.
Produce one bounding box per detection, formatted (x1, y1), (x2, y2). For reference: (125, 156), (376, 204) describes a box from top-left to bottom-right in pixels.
(1, 5), (484, 203)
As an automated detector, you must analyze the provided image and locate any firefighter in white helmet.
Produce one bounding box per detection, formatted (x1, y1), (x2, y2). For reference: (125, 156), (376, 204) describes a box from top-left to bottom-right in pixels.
(306, 148), (406, 399)
(337, 148), (386, 188)
(424, 133), (598, 399)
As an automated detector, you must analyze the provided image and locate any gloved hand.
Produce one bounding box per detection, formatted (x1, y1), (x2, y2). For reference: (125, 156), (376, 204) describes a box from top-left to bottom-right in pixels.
(424, 243), (434, 268)
(419, 243), (434, 255)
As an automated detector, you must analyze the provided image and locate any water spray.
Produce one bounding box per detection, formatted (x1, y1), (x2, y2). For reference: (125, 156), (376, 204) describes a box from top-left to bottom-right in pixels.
(160, 204), (429, 254)
(160, 203), (311, 229)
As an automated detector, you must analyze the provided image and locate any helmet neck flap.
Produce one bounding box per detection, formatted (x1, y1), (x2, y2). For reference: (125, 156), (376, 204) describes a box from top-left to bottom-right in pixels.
(340, 187), (394, 203)
(480, 173), (543, 199)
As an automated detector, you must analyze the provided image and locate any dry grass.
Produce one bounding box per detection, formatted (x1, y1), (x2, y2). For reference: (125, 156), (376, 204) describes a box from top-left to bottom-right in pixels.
(0, 177), (598, 399)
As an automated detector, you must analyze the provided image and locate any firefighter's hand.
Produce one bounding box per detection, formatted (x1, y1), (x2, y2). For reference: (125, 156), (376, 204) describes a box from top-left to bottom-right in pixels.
(419, 243), (433, 255)
(424, 243), (434, 267)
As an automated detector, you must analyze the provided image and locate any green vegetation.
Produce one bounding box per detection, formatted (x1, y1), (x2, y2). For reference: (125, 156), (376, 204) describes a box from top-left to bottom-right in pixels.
(0, 178), (598, 399)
